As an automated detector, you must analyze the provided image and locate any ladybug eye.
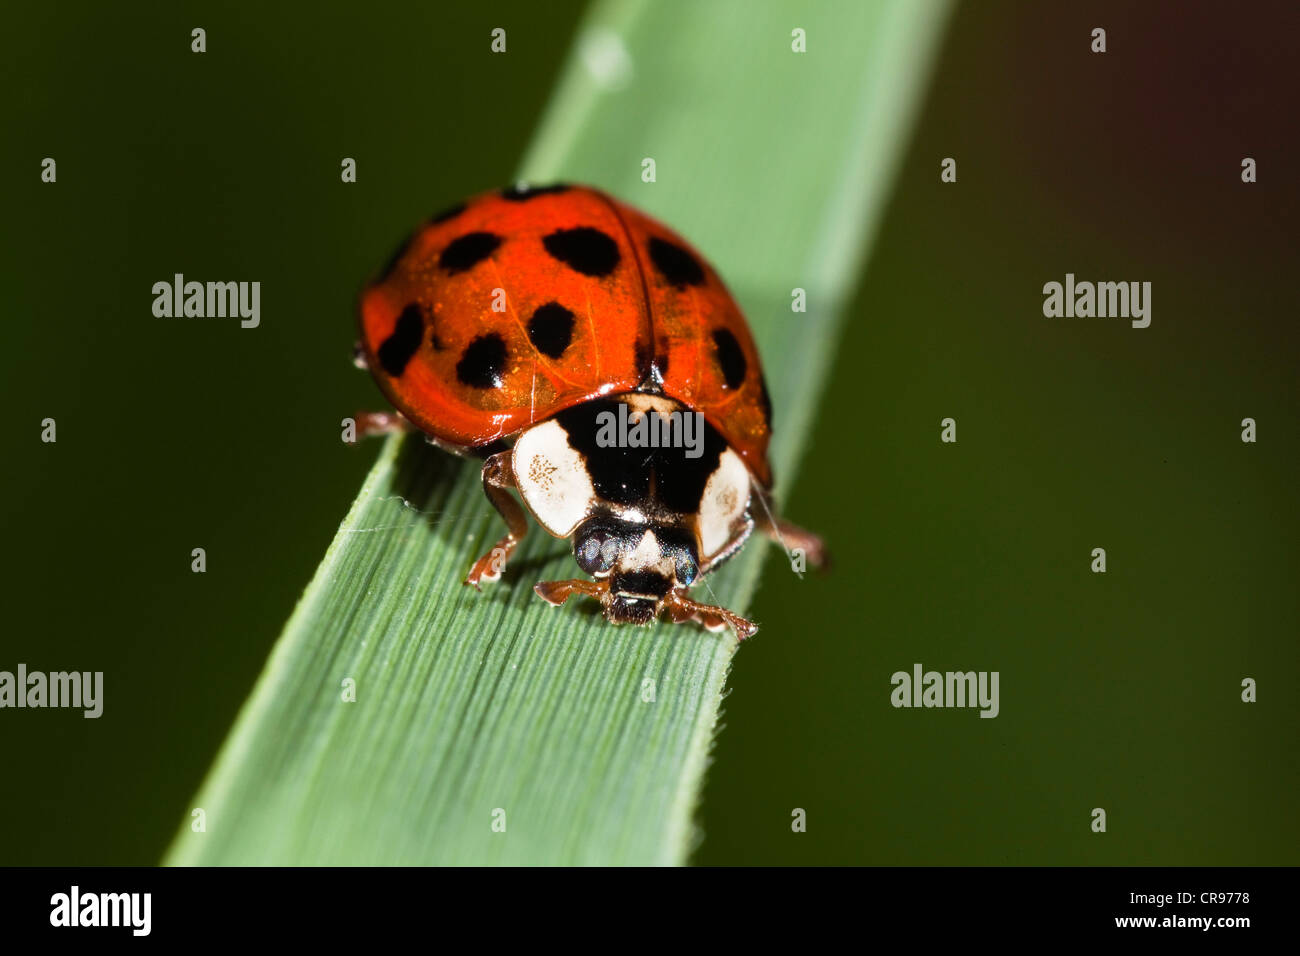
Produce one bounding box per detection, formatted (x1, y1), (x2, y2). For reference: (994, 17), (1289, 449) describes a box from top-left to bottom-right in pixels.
(675, 551), (699, 587)
(654, 528), (700, 587)
(575, 529), (620, 575)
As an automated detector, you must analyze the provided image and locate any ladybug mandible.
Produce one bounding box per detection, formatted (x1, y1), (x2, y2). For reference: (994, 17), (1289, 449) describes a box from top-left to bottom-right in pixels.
(355, 183), (824, 639)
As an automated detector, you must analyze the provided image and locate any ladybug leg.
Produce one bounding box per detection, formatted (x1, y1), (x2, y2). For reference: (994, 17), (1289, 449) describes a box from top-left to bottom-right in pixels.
(353, 410), (411, 439)
(756, 515), (828, 569)
(662, 590), (758, 640)
(751, 487), (828, 570)
(533, 577), (608, 607)
(465, 452), (529, 589)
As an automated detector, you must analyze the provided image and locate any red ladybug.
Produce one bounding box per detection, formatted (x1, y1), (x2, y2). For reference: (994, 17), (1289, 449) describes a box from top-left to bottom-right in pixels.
(356, 183), (823, 638)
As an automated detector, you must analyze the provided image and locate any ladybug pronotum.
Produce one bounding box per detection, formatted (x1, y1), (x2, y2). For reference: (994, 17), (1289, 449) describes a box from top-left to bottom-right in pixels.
(356, 183), (824, 639)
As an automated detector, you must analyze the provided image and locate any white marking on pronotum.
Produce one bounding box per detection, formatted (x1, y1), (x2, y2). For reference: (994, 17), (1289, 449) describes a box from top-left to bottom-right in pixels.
(512, 420), (597, 537)
(697, 447), (750, 558)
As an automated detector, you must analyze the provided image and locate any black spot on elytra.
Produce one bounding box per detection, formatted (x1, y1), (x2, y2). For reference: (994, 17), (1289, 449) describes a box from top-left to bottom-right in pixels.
(527, 302), (575, 359)
(543, 227), (620, 277)
(377, 304), (425, 376)
(712, 328), (747, 389)
(758, 375), (773, 426)
(439, 232), (502, 273)
(648, 237), (706, 288)
(501, 182), (570, 201)
(430, 201), (467, 224)
(653, 353), (669, 381)
(456, 333), (508, 389)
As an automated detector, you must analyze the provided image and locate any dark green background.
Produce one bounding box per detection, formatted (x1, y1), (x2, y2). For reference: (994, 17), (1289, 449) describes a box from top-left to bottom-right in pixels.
(2, 1), (1295, 865)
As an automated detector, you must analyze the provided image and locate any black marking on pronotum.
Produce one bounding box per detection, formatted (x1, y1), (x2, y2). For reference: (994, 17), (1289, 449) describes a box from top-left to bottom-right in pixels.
(711, 328), (747, 389)
(653, 420), (727, 513)
(430, 201), (467, 224)
(456, 333), (508, 388)
(527, 302), (575, 359)
(439, 232), (502, 273)
(542, 227), (620, 277)
(554, 399), (725, 514)
(501, 182), (570, 201)
(377, 304), (425, 376)
(647, 237), (706, 288)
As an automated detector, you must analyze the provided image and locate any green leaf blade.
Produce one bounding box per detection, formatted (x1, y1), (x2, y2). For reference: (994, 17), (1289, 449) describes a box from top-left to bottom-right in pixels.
(167, 0), (950, 866)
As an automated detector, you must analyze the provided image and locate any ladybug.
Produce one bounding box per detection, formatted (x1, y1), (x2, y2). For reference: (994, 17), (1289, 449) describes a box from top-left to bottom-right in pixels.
(355, 183), (824, 639)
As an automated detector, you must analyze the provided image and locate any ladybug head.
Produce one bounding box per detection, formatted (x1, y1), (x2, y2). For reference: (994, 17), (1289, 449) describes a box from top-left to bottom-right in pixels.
(572, 515), (700, 624)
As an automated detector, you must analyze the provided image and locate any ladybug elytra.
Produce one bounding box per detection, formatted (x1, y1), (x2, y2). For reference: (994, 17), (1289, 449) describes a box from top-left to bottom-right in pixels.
(356, 183), (824, 639)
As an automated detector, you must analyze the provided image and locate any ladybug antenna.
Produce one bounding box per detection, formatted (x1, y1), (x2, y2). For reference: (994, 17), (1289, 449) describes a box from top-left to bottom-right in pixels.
(752, 489), (806, 581)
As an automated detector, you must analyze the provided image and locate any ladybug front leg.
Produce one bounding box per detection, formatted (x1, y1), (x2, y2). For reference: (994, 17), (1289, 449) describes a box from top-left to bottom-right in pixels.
(465, 451), (529, 589)
(662, 591), (759, 641)
(533, 577), (608, 607)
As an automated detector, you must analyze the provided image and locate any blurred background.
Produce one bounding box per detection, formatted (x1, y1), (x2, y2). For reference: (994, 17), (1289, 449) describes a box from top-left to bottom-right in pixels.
(2, 0), (1296, 865)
